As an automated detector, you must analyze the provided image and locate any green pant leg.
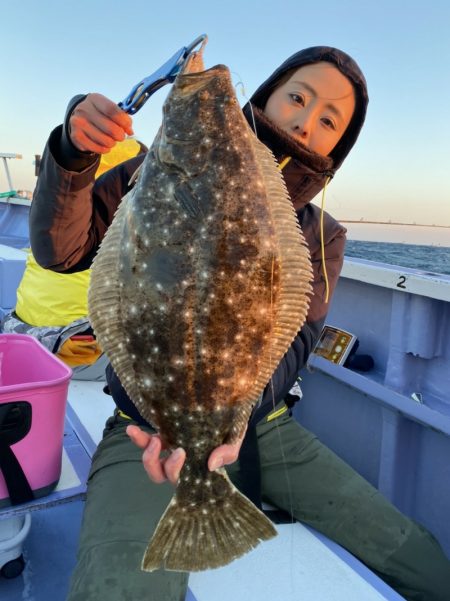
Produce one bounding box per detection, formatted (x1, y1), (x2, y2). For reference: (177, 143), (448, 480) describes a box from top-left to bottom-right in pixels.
(256, 408), (450, 601)
(67, 415), (189, 601)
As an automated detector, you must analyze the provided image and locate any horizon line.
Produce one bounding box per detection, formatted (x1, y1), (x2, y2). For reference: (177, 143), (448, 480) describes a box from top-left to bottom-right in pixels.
(339, 220), (450, 229)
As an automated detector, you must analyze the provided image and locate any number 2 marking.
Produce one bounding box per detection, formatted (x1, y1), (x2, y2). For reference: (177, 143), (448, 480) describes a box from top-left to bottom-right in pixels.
(396, 275), (407, 289)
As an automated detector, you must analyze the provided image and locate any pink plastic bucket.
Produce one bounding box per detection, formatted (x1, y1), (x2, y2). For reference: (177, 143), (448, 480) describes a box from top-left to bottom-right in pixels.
(0, 334), (72, 506)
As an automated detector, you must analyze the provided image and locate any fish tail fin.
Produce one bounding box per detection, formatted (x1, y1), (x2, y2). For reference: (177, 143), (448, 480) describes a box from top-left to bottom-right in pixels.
(142, 469), (277, 572)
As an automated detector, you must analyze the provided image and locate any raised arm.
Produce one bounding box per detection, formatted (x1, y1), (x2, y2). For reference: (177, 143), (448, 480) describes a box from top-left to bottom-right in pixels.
(30, 94), (139, 272)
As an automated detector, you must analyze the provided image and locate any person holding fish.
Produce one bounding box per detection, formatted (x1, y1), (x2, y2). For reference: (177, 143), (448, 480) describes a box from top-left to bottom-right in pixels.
(30, 41), (450, 601)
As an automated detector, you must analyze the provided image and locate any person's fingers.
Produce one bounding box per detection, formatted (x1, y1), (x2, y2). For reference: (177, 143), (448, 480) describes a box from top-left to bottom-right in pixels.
(163, 448), (186, 485)
(70, 128), (116, 154)
(69, 93), (134, 153)
(208, 431), (246, 472)
(127, 425), (185, 485)
(90, 93), (134, 135)
(71, 110), (129, 144)
(141, 435), (167, 484)
(126, 424), (153, 449)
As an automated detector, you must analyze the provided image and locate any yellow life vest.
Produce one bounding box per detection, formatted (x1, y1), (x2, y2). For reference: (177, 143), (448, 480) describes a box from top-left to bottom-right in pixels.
(15, 138), (144, 328)
(15, 250), (91, 326)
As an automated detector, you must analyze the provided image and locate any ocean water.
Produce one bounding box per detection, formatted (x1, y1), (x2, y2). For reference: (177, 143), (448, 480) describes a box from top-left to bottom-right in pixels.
(345, 240), (450, 276)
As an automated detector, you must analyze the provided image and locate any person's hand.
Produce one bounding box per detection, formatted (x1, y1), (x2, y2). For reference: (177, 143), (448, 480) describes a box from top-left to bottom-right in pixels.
(69, 93), (134, 154)
(126, 425), (246, 485)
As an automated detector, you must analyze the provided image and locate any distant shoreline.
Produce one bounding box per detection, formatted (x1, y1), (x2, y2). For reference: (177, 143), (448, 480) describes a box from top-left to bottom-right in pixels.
(343, 223), (450, 248)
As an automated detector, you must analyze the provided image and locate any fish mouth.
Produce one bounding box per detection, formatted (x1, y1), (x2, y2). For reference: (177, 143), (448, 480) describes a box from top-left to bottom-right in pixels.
(176, 64), (232, 94)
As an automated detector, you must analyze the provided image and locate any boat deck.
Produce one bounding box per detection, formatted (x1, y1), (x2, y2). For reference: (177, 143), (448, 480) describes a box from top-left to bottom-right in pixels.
(1, 380), (405, 600)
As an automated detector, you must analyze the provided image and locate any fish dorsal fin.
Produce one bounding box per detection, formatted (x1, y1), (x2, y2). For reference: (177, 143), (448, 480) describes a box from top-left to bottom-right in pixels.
(249, 135), (313, 393)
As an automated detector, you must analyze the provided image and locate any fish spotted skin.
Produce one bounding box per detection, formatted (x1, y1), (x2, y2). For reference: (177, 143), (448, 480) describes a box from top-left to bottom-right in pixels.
(88, 48), (312, 572)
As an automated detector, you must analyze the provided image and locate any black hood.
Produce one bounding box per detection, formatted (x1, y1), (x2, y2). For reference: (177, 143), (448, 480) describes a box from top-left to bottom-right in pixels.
(249, 46), (369, 170)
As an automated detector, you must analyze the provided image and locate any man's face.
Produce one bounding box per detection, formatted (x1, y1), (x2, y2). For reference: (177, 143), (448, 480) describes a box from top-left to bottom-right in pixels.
(264, 62), (356, 157)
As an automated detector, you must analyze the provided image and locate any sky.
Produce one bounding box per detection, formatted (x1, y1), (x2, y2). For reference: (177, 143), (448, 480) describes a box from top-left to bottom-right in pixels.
(1, 0), (449, 245)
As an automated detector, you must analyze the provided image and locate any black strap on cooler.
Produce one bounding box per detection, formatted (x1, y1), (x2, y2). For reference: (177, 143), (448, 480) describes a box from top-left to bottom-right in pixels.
(0, 401), (34, 505)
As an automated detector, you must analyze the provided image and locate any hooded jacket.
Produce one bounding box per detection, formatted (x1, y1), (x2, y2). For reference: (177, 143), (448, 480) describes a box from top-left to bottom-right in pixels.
(29, 46), (368, 426)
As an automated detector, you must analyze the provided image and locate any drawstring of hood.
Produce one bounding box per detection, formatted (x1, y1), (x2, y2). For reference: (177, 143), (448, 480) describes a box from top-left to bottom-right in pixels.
(278, 156), (291, 170)
(319, 176), (332, 303)
(276, 152), (331, 303)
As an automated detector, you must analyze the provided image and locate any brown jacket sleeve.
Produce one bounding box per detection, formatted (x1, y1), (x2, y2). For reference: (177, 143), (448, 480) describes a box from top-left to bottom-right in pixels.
(30, 125), (144, 273)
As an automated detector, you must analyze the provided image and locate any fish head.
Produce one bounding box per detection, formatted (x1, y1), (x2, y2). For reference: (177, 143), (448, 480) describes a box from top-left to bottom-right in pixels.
(157, 52), (244, 177)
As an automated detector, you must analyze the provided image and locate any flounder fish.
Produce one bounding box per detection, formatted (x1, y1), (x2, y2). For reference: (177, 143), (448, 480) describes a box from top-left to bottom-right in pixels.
(88, 41), (312, 572)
